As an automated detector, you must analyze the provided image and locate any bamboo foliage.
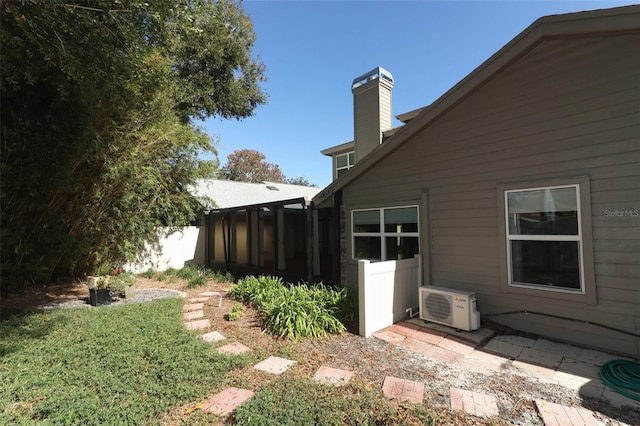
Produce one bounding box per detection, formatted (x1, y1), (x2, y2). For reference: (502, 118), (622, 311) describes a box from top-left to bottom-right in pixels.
(1, 1), (267, 287)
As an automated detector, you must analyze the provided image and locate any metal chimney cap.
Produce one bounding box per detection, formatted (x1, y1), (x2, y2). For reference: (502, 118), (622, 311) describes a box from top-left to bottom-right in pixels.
(351, 66), (394, 90)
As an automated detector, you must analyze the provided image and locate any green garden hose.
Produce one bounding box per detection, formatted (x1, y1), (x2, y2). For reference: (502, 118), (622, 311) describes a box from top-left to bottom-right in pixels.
(599, 359), (640, 402)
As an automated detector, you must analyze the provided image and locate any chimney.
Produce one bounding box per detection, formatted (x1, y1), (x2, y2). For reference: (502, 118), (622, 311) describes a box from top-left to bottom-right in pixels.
(351, 67), (394, 162)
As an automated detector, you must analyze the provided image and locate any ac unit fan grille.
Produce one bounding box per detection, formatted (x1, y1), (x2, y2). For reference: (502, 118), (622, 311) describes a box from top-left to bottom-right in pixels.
(423, 292), (451, 321)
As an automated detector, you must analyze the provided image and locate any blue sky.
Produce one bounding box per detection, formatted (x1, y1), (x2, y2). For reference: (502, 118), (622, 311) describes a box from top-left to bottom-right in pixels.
(201, 0), (637, 188)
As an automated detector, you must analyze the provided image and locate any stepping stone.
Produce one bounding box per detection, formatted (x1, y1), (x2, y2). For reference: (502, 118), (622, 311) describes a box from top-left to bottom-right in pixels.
(217, 342), (252, 355)
(381, 376), (424, 404)
(199, 291), (223, 307)
(183, 310), (205, 320)
(200, 331), (226, 343)
(534, 399), (599, 425)
(450, 387), (499, 418)
(183, 303), (205, 312)
(202, 387), (254, 416)
(313, 366), (353, 386)
(189, 297), (210, 303)
(185, 319), (210, 330)
(253, 356), (296, 375)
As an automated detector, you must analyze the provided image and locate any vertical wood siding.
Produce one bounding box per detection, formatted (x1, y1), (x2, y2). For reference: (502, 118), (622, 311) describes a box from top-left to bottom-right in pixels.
(343, 34), (640, 356)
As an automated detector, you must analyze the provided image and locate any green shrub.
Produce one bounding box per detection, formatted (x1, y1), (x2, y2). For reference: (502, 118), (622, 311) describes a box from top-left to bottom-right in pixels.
(141, 268), (156, 279)
(157, 267), (177, 282)
(177, 265), (200, 280)
(227, 303), (244, 321)
(230, 275), (286, 306)
(186, 274), (208, 288)
(210, 269), (234, 282)
(229, 276), (354, 340)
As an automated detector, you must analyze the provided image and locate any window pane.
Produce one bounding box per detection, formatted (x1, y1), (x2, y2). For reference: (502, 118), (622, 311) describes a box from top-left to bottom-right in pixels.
(385, 237), (419, 260)
(353, 210), (380, 232)
(508, 187), (578, 235)
(354, 236), (381, 260)
(384, 207), (418, 232)
(337, 168), (348, 178)
(348, 152), (354, 165)
(336, 154), (348, 168)
(510, 240), (580, 290)
(508, 211), (578, 235)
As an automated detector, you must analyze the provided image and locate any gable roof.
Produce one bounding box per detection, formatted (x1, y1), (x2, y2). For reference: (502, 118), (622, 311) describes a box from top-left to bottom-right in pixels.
(193, 179), (322, 211)
(313, 5), (640, 206)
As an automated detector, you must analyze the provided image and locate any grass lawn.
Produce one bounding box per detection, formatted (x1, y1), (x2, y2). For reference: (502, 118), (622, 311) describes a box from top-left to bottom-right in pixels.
(1, 277), (444, 425)
(0, 298), (245, 425)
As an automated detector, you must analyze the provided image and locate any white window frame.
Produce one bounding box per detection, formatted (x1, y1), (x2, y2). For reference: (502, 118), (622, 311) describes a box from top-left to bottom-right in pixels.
(352, 205), (420, 261)
(505, 184), (585, 294)
(336, 151), (355, 178)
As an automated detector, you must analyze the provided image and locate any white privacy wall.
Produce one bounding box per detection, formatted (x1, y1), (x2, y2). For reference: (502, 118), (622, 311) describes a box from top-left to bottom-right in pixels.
(358, 255), (422, 337)
(125, 226), (205, 273)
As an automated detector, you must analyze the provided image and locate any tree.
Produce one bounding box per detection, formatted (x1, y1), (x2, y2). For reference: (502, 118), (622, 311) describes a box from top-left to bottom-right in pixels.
(1, 1), (267, 288)
(285, 176), (316, 187)
(221, 149), (286, 183)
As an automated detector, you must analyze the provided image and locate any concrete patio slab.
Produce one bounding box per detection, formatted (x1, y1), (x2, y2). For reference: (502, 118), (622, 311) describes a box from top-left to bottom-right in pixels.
(183, 310), (205, 321)
(491, 335), (537, 348)
(183, 303), (205, 312)
(253, 356), (296, 375)
(382, 376), (424, 404)
(450, 387), (499, 418)
(455, 350), (505, 374)
(511, 360), (557, 384)
(200, 331), (226, 343)
(534, 399), (599, 425)
(202, 387), (254, 416)
(188, 297), (210, 303)
(483, 339), (525, 359)
(217, 342), (253, 355)
(577, 348), (628, 366)
(533, 339), (582, 360)
(184, 319), (210, 330)
(557, 359), (601, 380)
(518, 347), (564, 368)
(313, 366), (354, 386)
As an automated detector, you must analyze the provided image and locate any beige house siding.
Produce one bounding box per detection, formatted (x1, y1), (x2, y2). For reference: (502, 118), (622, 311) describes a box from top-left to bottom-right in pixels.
(342, 34), (640, 356)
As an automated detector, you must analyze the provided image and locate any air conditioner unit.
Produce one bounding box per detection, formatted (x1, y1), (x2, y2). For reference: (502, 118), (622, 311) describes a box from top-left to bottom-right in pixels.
(419, 286), (480, 331)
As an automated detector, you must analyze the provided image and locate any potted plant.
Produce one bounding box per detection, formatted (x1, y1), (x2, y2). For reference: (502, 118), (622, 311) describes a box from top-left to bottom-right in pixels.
(87, 270), (136, 306)
(108, 271), (137, 300)
(87, 275), (113, 306)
